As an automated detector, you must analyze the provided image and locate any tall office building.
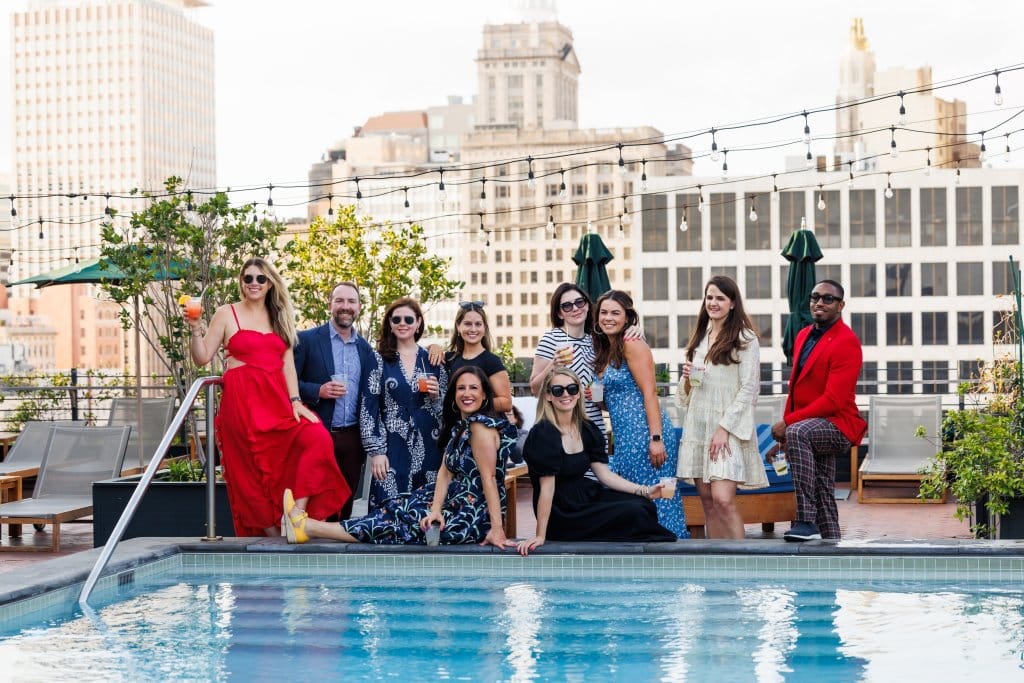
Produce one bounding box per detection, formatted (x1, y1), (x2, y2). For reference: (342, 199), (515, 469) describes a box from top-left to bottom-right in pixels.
(835, 18), (978, 173)
(8, 0), (215, 372)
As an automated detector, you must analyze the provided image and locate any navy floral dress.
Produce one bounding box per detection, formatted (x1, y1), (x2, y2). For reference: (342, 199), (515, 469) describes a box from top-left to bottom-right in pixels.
(341, 413), (515, 544)
(359, 348), (447, 510)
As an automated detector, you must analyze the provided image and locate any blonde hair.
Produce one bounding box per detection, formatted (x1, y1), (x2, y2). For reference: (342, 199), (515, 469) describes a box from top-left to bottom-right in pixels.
(239, 257), (297, 347)
(534, 366), (588, 428)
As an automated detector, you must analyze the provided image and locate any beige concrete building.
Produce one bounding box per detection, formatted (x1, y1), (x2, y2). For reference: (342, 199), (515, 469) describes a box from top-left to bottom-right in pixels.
(7, 0), (216, 373)
(835, 18), (978, 174)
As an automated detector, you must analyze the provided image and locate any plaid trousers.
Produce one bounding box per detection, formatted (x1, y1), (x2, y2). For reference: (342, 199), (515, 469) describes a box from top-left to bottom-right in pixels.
(785, 418), (851, 539)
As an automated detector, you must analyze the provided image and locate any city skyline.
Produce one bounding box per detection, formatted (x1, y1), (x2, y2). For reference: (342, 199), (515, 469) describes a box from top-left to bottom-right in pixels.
(2, 0), (1023, 219)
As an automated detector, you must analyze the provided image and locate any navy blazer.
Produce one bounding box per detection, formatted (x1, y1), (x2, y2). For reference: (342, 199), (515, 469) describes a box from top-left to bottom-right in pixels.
(293, 322), (375, 426)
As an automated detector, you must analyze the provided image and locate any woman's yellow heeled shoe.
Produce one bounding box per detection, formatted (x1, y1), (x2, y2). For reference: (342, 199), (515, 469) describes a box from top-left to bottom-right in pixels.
(282, 489), (309, 544)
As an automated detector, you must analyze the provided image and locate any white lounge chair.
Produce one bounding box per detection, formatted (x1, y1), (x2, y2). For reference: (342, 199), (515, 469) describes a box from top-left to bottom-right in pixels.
(858, 395), (945, 504)
(0, 420), (84, 480)
(108, 397), (175, 471)
(0, 425), (131, 551)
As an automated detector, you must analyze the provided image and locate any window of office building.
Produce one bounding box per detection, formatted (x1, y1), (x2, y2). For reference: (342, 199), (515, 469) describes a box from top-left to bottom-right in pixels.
(780, 264), (788, 298)
(641, 193), (668, 251)
(644, 315), (669, 349)
(675, 193), (702, 251)
(778, 191), (804, 243)
(818, 264), (841, 286)
(921, 312), (948, 345)
(956, 262), (983, 296)
(920, 262), (948, 296)
(752, 313), (772, 347)
(858, 361), (879, 395)
(677, 315), (697, 348)
(745, 192), (770, 249)
(993, 260), (1014, 296)
(850, 312), (877, 346)
(886, 312), (912, 346)
(850, 263), (876, 297)
(813, 190), (841, 247)
(642, 267), (669, 300)
(709, 193), (737, 251)
(919, 188), (946, 246)
(955, 186), (983, 245)
(958, 359), (982, 385)
(713, 266), (738, 282)
(746, 265), (771, 299)
(957, 311), (984, 345)
(886, 361), (914, 395)
(885, 263), (912, 296)
(676, 267), (703, 301)
(760, 363), (775, 395)
(849, 189), (876, 247)
(922, 361), (950, 395)
(992, 186), (1019, 245)
(884, 188), (912, 247)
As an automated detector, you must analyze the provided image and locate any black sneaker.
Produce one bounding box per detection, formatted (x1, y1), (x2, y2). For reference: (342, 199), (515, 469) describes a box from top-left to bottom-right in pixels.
(784, 521), (822, 542)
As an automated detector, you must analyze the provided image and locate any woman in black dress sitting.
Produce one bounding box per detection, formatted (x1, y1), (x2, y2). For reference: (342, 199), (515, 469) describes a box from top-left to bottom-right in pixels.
(517, 367), (676, 555)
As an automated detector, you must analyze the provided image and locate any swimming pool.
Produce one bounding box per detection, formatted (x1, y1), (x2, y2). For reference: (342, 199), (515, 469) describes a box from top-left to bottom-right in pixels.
(2, 552), (1024, 681)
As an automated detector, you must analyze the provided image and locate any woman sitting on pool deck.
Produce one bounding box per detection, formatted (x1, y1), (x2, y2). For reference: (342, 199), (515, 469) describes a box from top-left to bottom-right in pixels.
(516, 367), (676, 556)
(283, 366), (517, 548)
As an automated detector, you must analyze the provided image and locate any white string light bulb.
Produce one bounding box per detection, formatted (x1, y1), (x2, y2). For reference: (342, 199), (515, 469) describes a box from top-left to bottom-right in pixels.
(748, 200), (758, 223)
(559, 172), (567, 200)
(679, 206), (689, 232)
(1005, 134), (1012, 164)
(478, 180), (487, 212)
(771, 174), (780, 203)
(817, 185), (826, 211)
(979, 132), (988, 163)
(897, 91), (908, 126)
(924, 148), (932, 176)
(955, 161), (961, 184)
(994, 70), (1004, 106)
(802, 111), (811, 144)
(889, 127), (898, 159)
(884, 173), (894, 199)
(805, 145), (813, 169)
(721, 150), (729, 180)
(847, 163), (855, 187)
(437, 168), (447, 205)
(697, 186), (705, 213)
(546, 206), (555, 235)
(622, 195), (632, 225)
(640, 159), (649, 192)
(710, 129), (719, 162)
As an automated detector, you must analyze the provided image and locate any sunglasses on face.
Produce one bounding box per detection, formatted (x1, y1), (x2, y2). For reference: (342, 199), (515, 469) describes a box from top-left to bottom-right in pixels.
(242, 274), (268, 285)
(548, 383), (580, 397)
(559, 297), (588, 313)
(459, 300), (485, 310)
(390, 315), (417, 325)
(809, 293), (842, 304)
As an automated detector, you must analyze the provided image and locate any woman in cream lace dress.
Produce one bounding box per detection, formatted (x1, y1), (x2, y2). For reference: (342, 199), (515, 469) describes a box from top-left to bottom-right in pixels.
(676, 275), (767, 538)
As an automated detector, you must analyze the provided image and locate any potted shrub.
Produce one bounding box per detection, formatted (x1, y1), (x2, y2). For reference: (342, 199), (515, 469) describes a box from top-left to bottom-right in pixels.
(92, 457), (234, 546)
(919, 354), (1024, 538)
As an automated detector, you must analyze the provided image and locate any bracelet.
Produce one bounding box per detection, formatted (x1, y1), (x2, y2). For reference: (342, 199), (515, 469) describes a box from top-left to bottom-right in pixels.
(289, 396), (301, 403)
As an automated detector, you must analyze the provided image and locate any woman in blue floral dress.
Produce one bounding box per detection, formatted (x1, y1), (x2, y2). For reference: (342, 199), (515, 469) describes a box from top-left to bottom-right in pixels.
(592, 290), (688, 538)
(284, 366), (516, 547)
(360, 298), (446, 510)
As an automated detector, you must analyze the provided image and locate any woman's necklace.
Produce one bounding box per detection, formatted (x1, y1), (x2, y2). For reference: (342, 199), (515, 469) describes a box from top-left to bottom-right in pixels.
(558, 421), (582, 451)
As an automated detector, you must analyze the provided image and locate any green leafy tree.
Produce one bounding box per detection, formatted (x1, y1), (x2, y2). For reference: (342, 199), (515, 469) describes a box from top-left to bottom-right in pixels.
(283, 207), (462, 342)
(99, 176), (284, 401)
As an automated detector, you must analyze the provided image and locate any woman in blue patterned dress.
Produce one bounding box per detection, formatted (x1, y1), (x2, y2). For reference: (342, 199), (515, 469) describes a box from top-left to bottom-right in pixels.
(359, 298), (446, 510)
(284, 366), (516, 548)
(592, 290), (688, 538)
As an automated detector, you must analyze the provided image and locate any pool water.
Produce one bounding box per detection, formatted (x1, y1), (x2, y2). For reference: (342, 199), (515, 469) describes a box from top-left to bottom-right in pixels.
(3, 566), (1024, 681)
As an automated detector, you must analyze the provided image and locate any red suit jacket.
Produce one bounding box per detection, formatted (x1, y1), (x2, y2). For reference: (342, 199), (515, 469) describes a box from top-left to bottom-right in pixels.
(784, 319), (867, 446)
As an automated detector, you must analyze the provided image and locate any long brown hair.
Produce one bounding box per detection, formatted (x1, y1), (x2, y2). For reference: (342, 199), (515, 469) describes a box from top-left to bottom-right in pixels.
(592, 290), (639, 374)
(447, 302), (493, 354)
(685, 275), (758, 365)
(238, 257), (297, 347)
(377, 297), (425, 361)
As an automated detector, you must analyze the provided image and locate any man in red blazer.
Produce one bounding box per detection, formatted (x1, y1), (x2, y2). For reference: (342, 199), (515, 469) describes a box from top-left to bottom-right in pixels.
(772, 280), (867, 541)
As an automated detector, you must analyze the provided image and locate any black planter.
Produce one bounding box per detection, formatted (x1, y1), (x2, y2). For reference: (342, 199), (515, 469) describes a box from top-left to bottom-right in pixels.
(974, 494), (1024, 539)
(92, 474), (235, 547)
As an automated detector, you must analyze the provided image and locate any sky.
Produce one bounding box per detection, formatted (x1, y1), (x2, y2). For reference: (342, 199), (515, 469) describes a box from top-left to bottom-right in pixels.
(2, 0), (1023, 217)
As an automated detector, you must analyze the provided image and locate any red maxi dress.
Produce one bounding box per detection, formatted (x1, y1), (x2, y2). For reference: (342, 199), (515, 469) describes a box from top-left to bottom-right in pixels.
(215, 306), (350, 536)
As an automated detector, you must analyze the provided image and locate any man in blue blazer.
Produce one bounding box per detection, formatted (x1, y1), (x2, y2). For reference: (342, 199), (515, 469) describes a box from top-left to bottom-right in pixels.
(294, 281), (375, 519)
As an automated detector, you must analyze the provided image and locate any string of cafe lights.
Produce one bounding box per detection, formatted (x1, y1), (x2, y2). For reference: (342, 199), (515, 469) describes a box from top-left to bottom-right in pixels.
(4, 65), (1023, 272)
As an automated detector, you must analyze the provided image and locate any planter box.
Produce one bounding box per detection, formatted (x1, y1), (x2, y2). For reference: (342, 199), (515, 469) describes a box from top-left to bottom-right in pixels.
(92, 473), (235, 547)
(974, 495), (1024, 539)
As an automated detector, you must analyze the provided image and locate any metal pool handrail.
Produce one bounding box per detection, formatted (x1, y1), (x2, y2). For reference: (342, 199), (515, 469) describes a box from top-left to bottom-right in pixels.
(79, 376), (224, 608)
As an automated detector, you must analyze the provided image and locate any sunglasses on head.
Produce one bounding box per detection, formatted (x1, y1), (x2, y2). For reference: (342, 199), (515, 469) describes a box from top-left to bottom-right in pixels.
(390, 315), (417, 325)
(548, 383), (580, 397)
(459, 300), (485, 310)
(809, 293), (842, 304)
(242, 274), (268, 285)
(559, 296), (588, 313)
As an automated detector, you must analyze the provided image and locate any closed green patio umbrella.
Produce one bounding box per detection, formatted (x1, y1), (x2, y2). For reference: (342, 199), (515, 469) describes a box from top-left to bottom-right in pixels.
(573, 231), (614, 302)
(781, 221), (824, 365)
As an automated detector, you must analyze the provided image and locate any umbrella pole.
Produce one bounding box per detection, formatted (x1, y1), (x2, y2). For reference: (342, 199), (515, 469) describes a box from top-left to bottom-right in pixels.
(134, 293), (144, 470)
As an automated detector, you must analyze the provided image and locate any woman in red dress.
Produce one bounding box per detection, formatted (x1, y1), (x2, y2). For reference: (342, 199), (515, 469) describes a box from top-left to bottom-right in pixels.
(187, 258), (350, 536)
